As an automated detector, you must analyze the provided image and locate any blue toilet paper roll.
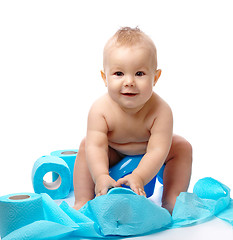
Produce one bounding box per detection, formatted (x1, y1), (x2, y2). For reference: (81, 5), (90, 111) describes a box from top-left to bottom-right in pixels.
(32, 156), (71, 199)
(0, 192), (44, 238)
(50, 149), (78, 191)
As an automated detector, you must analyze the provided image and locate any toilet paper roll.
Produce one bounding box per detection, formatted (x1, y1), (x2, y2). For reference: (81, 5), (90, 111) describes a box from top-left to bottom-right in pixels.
(32, 156), (71, 199)
(50, 149), (78, 191)
(0, 192), (44, 238)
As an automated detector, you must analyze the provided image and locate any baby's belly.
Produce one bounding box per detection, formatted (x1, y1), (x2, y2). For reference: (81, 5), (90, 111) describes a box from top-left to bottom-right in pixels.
(108, 141), (148, 155)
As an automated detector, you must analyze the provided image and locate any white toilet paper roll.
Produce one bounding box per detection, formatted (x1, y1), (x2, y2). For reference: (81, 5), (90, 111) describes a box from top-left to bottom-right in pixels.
(32, 156), (71, 199)
(0, 193), (44, 238)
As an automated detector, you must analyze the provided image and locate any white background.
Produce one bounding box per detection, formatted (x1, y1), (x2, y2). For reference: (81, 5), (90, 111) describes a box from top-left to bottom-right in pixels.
(1, 0), (233, 209)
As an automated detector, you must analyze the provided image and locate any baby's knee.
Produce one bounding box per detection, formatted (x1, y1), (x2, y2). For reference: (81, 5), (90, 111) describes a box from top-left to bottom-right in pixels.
(173, 135), (192, 157)
(78, 138), (86, 153)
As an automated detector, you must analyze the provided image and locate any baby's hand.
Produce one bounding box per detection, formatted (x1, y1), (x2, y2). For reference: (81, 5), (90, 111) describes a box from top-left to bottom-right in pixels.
(95, 174), (117, 197)
(115, 173), (146, 197)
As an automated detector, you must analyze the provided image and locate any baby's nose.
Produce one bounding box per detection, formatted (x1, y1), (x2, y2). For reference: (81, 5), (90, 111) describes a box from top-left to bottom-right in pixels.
(123, 76), (135, 87)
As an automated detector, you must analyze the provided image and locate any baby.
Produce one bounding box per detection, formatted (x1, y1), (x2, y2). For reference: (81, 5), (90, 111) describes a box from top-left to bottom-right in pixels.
(73, 27), (192, 214)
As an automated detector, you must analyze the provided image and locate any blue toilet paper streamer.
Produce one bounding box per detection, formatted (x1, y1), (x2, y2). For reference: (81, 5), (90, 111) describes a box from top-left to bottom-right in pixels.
(76, 187), (171, 236)
(169, 177), (231, 228)
(32, 156), (71, 200)
(1, 177), (233, 239)
(50, 149), (78, 191)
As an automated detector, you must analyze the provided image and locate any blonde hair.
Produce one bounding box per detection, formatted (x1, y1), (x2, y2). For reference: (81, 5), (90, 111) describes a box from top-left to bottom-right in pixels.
(113, 26), (144, 46)
(103, 27), (158, 69)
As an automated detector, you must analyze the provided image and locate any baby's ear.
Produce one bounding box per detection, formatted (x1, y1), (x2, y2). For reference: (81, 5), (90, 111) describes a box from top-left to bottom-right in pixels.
(101, 70), (107, 87)
(153, 69), (161, 86)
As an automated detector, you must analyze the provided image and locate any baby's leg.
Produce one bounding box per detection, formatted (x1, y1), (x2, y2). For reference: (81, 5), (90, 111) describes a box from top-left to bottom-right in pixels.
(161, 135), (192, 214)
(73, 138), (94, 210)
(73, 139), (124, 210)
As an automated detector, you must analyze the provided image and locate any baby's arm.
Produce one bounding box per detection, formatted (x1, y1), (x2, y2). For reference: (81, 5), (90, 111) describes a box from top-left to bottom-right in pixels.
(86, 103), (116, 196)
(116, 103), (173, 195)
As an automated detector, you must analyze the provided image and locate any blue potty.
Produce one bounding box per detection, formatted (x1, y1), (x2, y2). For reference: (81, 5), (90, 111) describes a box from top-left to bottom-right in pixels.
(157, 164), (165, 185)
(109, 155), (157, 198)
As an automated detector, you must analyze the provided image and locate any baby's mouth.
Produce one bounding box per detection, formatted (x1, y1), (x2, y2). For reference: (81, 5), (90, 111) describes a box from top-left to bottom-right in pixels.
(121, 93), (138, 97)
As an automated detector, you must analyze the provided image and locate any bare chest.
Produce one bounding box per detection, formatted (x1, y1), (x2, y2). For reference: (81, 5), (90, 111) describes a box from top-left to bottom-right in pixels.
(106, 112), (153, 144)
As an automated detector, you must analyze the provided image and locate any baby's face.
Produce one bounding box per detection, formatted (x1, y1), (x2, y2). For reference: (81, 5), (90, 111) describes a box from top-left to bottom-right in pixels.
(102, 45), (160, 111)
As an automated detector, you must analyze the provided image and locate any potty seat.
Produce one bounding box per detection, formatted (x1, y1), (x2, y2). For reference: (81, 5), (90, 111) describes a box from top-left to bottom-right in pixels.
(157, 164), (165, 184)
(109, 155), (158, 197)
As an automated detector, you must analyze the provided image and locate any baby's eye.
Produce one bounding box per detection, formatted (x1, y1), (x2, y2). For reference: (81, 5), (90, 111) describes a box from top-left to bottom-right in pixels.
(135, 71), (145, 76)
(114, 71), (124, 76)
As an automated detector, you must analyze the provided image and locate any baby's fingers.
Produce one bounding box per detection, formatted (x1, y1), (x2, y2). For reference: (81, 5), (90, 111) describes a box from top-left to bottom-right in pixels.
(96, 187), (108, 197)
(131, 186), (140, 195)
(131, 187), (146, 197)
(115, 177), (129, 187)
(139, 188), (147, 197)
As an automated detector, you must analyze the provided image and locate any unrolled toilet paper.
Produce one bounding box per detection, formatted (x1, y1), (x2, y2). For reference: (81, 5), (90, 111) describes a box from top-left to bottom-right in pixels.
(0, 193), (44, 238)
(1, 178), (233, 239)
(50, 149), (78, 191)
(32, 156), (71, 199)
